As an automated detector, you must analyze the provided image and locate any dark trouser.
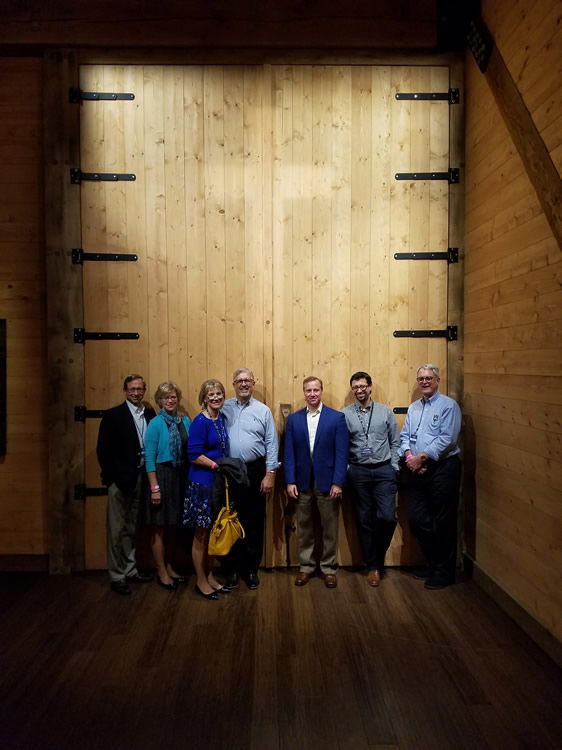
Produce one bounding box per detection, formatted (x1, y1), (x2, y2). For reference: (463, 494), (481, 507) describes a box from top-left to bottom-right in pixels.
(347, 462), (397, 571)
(406, 455), (461, 581)
(225, 457), (267, 576)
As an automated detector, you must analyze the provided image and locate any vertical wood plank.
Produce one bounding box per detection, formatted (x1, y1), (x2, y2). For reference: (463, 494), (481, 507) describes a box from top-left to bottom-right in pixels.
(144, 66), (169, 390)
(164, 66), (188, 393)
(184, 66), (207, 413)
(223, 67), (246, 379)
(330, 66), (352, 407)
(44, 50), (84, 572)
(203, 67), (227, 380)
(243, 66), (266, 388)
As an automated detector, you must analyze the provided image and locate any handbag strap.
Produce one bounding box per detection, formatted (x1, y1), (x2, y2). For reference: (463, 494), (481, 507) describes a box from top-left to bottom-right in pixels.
(224, 476), (230, 511)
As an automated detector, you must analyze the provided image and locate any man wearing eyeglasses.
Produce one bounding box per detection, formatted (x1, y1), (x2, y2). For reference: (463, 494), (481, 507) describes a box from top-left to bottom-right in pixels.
(342, 371), (399, 587)
(399, 364), (462, 590)
(97, 374), (156, 594)
(221, 368), (279, 589)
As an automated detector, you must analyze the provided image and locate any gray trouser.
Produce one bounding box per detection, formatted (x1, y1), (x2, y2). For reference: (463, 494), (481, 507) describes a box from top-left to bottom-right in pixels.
(106, 474), (142, 582)
(296, 487), (340, 574)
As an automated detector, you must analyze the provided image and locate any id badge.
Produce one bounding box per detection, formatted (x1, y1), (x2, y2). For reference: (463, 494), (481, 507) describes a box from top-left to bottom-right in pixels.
(361, 445), (374, 457)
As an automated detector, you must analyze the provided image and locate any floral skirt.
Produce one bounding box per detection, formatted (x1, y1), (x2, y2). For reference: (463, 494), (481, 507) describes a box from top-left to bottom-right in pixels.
(183, 481), (213, 529)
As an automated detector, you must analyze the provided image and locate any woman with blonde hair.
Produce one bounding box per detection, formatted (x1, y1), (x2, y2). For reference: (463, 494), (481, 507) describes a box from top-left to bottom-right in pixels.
(145, 381), (190, 590)
(183, 379), (230, 600)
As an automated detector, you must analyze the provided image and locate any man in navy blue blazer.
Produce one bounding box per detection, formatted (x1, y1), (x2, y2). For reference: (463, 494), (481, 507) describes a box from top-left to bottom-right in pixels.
(284, 376), (349, 588)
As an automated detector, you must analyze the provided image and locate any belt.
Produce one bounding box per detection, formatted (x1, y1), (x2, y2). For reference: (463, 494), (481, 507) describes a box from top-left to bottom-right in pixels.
(245, 456), (266, 466)
(349, 459), (391, 468)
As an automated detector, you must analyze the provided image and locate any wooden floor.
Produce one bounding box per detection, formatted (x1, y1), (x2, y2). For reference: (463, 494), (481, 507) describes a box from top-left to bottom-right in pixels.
(0, 568), (560, 750)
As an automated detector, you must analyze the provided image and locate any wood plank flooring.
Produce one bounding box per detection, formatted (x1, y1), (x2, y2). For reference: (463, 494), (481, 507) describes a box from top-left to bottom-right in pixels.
(0, 568), (561, 750)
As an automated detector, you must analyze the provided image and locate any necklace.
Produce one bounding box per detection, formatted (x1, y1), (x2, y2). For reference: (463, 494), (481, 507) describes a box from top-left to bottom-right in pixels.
(205, 409), (227, 454)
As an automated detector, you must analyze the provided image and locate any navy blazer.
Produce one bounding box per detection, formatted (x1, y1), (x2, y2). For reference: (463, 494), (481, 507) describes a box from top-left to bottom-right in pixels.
(97, 401), (155, 493)
(284, 405), (349, 493)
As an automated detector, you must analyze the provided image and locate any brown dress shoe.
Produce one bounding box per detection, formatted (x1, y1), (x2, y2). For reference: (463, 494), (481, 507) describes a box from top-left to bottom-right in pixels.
(367, 570), (381, 587)
(324, 574), (337, 588)
(295, 572), (311, 587)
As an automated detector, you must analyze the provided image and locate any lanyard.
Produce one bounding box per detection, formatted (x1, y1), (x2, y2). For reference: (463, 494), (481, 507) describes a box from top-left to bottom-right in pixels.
(355, 403), (374, 443)
(413, 400), (427, 440)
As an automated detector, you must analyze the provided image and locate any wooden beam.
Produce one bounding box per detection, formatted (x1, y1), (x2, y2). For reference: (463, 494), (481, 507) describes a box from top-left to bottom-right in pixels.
(0, 0), (438, 49)
(44, 49), (85, 573)
(482, 43), (562, 246)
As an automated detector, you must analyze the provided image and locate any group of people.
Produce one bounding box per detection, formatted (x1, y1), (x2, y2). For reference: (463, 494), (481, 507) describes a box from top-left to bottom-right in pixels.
(96, 363), (462, 598)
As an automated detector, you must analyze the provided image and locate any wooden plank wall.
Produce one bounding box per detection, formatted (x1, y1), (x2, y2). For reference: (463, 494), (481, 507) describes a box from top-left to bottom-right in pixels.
(78, 63), (452, 568)
(464, 0), (562, 641)
(0, 58), (49, 565)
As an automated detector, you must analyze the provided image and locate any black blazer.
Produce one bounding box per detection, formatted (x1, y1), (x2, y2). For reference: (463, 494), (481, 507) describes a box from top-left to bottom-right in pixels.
(96, 401), (156, 493)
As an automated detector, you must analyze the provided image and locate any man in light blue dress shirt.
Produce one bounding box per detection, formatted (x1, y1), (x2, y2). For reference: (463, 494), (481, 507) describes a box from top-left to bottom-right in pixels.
(399, 364), (462, 590)
(221, 368), (279, 589)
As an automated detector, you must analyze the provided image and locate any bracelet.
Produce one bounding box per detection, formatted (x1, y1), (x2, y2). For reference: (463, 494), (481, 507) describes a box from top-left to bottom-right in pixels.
(210, 461), (218, 470)
(150, 485), (160, 492)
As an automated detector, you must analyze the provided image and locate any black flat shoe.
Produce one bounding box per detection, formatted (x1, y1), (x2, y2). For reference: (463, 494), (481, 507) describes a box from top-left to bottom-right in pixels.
(111, 580), (132, 595)
(156, 577), (176, 591)
(195, 585), (218, 600)
(170, 575), (186, 583)
(212, 585), (232, 594)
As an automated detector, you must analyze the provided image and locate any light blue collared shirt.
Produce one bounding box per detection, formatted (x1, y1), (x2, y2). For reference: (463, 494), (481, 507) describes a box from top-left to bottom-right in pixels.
(222, 397), (279, 471)
(399, 391), (461, 462)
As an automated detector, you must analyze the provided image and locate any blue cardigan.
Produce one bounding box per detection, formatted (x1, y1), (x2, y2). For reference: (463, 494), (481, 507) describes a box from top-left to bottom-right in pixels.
(145, 413), (191, 472)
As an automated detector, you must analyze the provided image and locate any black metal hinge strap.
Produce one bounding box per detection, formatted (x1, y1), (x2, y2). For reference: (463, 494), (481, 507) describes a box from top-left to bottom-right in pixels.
(72, 248), (138, 264)
(69, 88), (135, 103)
(395, 88), (460, 104)
(394, 248), (459, 263)
(74, 484), (109, 500)
(393, 326), (458, 341)
(74, 329), (140, 344)
(395, 168), (460, 183)
(74, 406), (106, 422)
(70, 169), (136, 184)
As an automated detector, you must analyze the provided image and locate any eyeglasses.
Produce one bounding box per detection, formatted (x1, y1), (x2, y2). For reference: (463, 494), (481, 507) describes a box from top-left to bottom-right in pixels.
(351, 385), (370, 391)
(417, 376), (436, 383)
(234, 379), (254, 385)
(127, 387), (145, 393)
(162, 395), (178, 401)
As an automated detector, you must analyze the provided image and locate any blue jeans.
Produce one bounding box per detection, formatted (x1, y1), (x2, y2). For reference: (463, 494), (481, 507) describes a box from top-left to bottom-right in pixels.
(347, 462), (397, 570)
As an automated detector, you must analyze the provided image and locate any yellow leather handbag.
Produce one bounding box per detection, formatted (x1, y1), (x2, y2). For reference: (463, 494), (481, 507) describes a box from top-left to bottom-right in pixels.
(208, 477), (245, 556)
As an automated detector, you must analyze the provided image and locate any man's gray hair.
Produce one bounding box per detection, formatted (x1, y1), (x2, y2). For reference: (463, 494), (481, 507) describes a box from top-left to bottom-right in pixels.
(232, 367), (255, 382)
(417, 363), (440, 378)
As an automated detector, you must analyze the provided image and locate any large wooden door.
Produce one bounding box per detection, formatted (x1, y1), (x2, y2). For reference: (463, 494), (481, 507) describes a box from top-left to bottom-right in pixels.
(79, 64), (452, 569)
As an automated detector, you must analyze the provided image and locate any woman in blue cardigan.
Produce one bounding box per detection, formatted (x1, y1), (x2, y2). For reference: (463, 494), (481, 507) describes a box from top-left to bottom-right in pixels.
(145, 381), (191, 590)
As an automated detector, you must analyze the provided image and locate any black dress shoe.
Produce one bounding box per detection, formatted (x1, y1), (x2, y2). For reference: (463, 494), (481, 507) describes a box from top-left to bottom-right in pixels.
(170, 574), (186, 584)
(126, 572), (153, 583)
(225, 573), (240, 589)
(425, 575), (453, 590)
(156, 577), (176, 592)
(111, 580), (132, 595)
(195, 585), (219, 600)
(245, 573), (260, 589)
(413, 567), (432, 580)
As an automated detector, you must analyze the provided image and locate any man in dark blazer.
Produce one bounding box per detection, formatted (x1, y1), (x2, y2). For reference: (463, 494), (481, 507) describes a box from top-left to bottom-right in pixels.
(284, 376), (349, 588)
(97, 374), (155, 594)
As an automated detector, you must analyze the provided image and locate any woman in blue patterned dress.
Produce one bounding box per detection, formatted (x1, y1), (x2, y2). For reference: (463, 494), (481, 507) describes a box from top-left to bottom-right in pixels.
(183, 379), (230, 600)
